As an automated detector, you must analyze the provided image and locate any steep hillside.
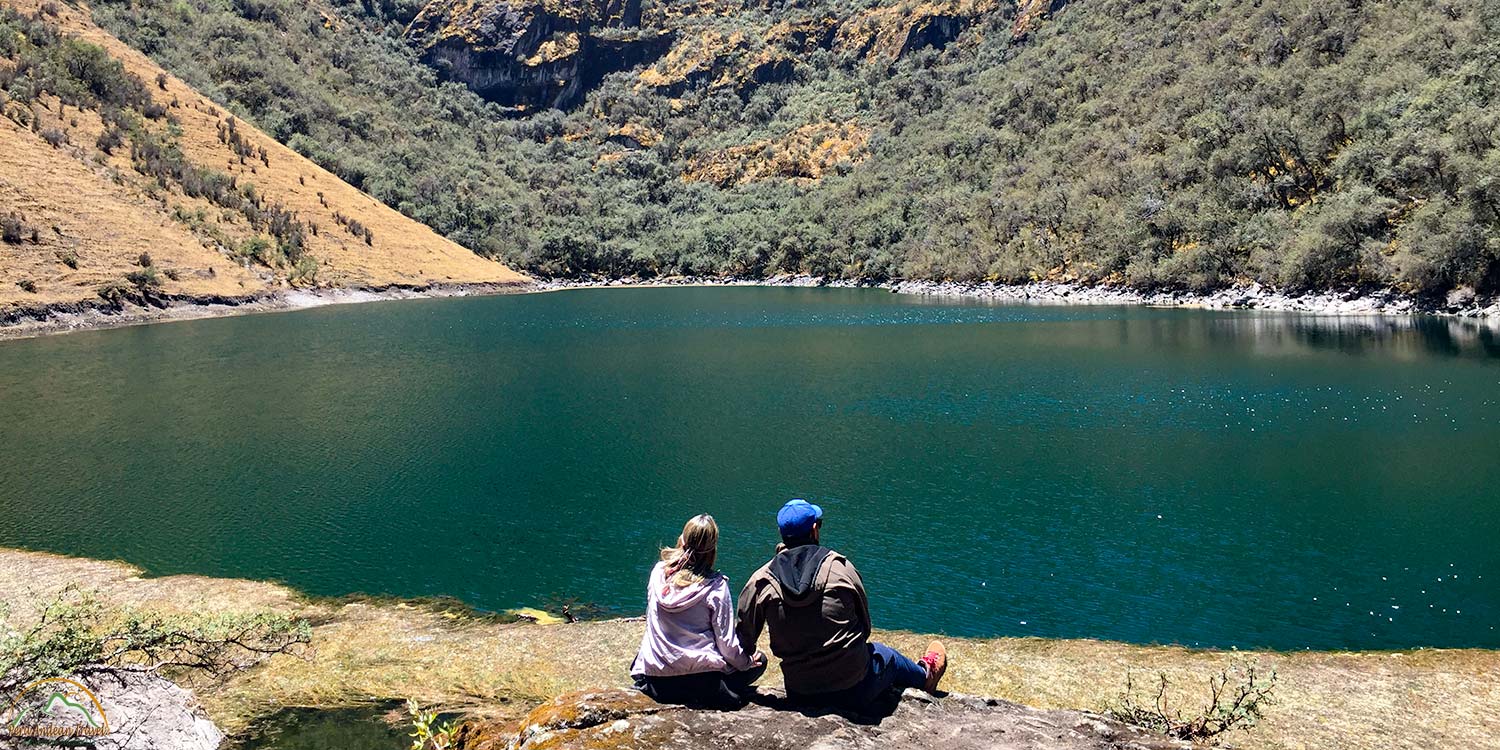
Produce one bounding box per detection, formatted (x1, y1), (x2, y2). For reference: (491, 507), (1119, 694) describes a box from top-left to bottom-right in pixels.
(0, 0), (524, 319)
(87, 0), (1500, 295)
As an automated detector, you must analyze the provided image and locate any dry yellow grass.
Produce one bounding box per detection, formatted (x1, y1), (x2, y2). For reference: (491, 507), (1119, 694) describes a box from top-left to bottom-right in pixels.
(0, 114), (265, 308)
(0, 0), (526, 315)
(1, 547), (1495, 747)
(684, 121), (871, 187)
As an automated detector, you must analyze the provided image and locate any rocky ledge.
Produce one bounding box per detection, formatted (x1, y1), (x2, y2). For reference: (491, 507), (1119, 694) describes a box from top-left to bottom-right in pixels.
(4, 668), (223, 750)
(454, 687), (1197, 750)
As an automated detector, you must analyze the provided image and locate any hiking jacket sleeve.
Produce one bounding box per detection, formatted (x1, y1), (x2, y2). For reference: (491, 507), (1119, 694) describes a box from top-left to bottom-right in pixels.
(735, 570), (766, 658)
(710, 577), (757, 672)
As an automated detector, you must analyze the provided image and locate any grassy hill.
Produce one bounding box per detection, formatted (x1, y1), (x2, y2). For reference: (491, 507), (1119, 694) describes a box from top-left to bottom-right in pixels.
(82, 0), (1500, 296)
(0, 0), (524, 319)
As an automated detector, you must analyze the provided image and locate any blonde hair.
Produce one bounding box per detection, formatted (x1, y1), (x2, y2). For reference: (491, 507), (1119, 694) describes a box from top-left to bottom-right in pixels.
(660, 514), (719, 588)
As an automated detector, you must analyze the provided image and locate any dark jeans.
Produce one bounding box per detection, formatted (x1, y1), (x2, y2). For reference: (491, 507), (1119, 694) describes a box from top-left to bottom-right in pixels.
(791, 642), (927, 711)
(633, 661), (767, 708)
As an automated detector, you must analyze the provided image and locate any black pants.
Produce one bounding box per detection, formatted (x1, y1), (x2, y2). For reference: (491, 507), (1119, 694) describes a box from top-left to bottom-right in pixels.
(633, 662), (767, 708)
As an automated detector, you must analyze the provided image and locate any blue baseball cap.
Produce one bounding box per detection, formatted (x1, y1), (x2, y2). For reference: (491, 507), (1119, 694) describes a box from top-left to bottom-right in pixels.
(777, 498), (823, 539)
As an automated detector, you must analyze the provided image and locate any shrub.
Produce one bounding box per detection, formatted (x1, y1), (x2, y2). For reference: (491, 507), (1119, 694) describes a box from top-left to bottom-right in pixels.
(290, 255), (318, 285)
(125, 266), (161, 292)
(0, 586), (310, 695)
(136, 251), (153, 267)
(0, 213), (25, 243)
(1108, 663), (1277, 741)
(96, 124), (125, 153)
(56, 249), (79, 268)
(238, 235), (273, 265)
(17, 279), (37, 293)
(96, 279), (130, 308)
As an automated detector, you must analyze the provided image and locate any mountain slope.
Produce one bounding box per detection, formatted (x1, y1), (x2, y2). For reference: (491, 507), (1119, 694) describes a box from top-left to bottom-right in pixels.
(86, 0), (1500, 295)
(0, 0), (525, 317)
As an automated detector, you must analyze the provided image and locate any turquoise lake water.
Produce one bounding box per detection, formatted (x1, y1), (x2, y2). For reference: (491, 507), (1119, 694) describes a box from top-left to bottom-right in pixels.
(0, 287), (1496, 650)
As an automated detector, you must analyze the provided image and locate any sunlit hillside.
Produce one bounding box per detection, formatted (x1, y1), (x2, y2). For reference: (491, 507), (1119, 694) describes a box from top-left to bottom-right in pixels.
(0, 0), (525, 315)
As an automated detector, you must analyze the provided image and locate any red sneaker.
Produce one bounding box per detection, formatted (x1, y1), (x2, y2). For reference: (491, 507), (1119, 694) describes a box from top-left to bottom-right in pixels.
(917, 640), (947, 693)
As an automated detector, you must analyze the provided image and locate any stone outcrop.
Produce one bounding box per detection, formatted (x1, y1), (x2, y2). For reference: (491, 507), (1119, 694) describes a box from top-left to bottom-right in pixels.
(7, 669), (224, 750)
(835, 0), (1003, 63)
(405, 0), (1010, 112)
(453, 688), (1198, 750)
(406, 0), (674, 111)
(1011, 0), (1068, 40)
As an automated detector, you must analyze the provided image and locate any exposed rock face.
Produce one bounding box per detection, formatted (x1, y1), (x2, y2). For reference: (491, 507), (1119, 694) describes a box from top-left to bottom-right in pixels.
(1012, 0), (1068, 40)
(834, 0), (1002, 62)
(406, 0), (673, 111)
(406, 0), (1007, 111)
(454, 688), (1198, 750)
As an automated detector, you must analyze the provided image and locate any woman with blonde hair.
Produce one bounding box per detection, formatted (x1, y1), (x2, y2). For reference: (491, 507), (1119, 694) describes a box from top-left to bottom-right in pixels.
(630, 514), (766, 706)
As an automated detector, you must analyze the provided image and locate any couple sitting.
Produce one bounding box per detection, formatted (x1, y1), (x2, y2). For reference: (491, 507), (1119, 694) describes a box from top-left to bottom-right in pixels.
(629, 499), (948, 712)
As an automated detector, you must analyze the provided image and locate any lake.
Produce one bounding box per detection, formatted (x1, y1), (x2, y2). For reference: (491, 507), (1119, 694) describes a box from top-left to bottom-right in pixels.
(0, 287), (1496, 650)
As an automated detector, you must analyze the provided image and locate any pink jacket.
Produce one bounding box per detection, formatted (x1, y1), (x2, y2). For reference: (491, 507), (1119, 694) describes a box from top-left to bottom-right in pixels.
(630, 562), (758, 677)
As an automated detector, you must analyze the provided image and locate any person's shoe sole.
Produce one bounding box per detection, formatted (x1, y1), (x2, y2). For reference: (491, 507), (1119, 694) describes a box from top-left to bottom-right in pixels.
(922, 640), (947, 693)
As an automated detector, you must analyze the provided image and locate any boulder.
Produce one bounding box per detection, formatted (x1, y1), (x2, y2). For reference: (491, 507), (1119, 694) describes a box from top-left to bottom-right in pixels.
(455, 688), (1199, 750)
(7, 669), (223, 750)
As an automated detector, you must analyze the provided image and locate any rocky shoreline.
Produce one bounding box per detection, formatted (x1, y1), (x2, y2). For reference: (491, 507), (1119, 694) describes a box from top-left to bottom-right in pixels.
(539, 275), (1500, 318)
(3, 275), (1497, 341)
(0, 281), (532, 341)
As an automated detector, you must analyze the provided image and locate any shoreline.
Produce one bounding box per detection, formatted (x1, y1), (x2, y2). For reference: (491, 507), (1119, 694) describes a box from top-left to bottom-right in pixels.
(1, 545), (1496, 750)
(3, 275), (1498, 341)
(0, 280), (534, 341)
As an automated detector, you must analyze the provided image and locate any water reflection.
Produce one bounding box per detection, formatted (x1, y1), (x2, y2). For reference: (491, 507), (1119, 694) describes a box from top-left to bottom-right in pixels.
(1200, 313), (1500, 360)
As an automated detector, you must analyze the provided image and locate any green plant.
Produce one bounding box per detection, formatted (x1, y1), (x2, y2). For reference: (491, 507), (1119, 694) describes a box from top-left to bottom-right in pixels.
(1108, 663), (1277, 741)
(290, 254), (319, 285)
(96, 279), (130, 308)
(0, 586), (311, 694)
(126, 266), (160, 291)
(96, 124), (125, 154)
(17, 279), (37, 293)
(405, 698), (458, 750)
(56, 249), (79, 268)
(238, 235), (276, 266)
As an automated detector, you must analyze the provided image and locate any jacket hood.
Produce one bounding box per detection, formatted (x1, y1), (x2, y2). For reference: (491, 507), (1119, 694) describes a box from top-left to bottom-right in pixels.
(651, 562), (719, 612)
(768, 544), (833, 605)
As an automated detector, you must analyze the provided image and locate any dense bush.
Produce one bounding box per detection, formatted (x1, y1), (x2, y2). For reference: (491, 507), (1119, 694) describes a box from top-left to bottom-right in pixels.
(64, 0), (1500, 294)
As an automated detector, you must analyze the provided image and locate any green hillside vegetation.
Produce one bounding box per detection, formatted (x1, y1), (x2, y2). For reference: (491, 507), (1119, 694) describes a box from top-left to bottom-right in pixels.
(89, 0), (1500, 294)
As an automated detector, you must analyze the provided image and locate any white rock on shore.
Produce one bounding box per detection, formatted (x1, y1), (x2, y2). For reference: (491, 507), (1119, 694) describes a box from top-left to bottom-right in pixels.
(538, 276), (1500, 318)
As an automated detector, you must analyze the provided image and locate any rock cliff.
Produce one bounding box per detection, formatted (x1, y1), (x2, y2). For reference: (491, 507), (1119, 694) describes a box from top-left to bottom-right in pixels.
(453, 688), (1198, 750)
(405, 0), (1007, 112)
(406, 0), (673, 111)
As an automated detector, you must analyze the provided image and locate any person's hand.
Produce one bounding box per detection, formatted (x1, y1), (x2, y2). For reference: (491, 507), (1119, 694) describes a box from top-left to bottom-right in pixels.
(753, 651), (768, 667)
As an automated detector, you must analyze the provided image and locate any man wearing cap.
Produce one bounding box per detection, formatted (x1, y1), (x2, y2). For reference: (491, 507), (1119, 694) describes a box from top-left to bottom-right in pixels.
(735, 498), (947, 710)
